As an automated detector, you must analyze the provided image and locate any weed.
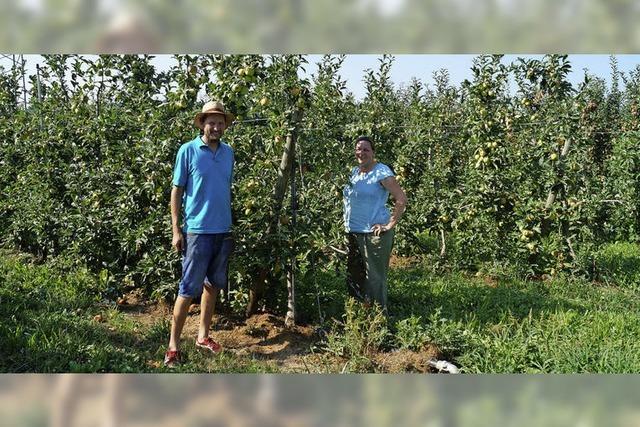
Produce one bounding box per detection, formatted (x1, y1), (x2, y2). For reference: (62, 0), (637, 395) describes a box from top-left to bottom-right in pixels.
(323, 298), (389, 372)
(394, 315), (427, 351)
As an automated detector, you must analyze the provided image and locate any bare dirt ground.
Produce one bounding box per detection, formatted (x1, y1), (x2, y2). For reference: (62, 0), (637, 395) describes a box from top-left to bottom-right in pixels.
(116, 288), (442, 373)
(389, 254), (423, 269)
(186, 310), (321, 372)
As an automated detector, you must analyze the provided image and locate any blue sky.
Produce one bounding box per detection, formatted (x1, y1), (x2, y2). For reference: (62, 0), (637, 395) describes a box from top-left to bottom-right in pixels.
(303, 55), (640, 100)
(10, 54), (640, 101)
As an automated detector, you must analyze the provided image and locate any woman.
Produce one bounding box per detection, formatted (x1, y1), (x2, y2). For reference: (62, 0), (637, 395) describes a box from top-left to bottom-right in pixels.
(343, 136), (407, 312)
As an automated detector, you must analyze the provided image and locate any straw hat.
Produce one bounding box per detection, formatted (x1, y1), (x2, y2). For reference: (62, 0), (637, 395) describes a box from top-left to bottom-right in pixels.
(194, 100), (235, 129)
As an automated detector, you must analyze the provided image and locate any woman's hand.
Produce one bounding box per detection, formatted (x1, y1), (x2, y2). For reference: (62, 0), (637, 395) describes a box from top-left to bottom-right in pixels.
(372, 222), (395, 236)
(379, 176), (407, 235)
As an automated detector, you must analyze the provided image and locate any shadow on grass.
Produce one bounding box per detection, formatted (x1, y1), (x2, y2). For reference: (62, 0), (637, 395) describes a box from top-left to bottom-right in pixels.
(301, 266), (586, 327)
(389, 267), (587, 326)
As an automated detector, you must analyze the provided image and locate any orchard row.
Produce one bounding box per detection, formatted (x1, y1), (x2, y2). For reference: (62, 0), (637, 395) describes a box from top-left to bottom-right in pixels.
(1, 54), (639, 313)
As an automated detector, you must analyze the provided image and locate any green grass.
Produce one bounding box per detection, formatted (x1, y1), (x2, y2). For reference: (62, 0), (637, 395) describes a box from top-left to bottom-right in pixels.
(0, 250), (275, 373)
(3, 248), (640, 373)
(592, 241), (640, 288)
(388, 267), (640, 373)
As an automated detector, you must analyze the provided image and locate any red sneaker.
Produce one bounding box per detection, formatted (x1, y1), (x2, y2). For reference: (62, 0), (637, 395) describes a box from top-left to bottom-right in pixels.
(163, 350), (181, 367)
(196, 337), (222, 353)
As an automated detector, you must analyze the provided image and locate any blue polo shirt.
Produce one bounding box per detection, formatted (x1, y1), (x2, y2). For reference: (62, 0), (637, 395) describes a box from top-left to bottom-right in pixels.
(172, 136), (234, 234)
(343, 163), (394, 233)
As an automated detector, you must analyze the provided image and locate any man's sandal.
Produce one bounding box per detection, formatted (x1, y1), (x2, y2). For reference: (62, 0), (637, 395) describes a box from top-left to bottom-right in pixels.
(163, 350), (182, 367)
(196, 337), (222, 353)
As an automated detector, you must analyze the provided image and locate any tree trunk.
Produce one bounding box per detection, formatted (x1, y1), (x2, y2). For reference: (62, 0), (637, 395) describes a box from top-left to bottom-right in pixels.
(285, 143), (298, 327)
(544, 138), (572, 209)
(541, 137), (572, 238)
(246, 109), (302, 317)
(285, 267), (296, 327)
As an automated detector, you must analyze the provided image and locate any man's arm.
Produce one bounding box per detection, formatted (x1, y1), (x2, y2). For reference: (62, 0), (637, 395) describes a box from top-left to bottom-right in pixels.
(171, 185), (185, 252)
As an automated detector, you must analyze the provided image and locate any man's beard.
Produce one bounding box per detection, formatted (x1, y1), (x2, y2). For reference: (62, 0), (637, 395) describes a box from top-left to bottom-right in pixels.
(204, 131), (221, 143)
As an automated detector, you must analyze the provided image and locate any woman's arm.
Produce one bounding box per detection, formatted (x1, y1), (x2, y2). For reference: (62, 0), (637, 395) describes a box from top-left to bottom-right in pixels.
(372, 176), (407, 236)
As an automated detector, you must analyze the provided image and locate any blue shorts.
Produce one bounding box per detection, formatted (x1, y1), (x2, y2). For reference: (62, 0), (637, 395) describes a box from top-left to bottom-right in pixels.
(178, 233), (234, 298)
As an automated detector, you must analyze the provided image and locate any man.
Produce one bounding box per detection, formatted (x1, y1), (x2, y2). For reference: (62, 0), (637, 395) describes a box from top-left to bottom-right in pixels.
(164, 100), (235, 367)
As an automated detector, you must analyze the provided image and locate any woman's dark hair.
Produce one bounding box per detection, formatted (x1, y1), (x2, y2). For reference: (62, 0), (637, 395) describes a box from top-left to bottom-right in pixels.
(355, 135), (375, 151)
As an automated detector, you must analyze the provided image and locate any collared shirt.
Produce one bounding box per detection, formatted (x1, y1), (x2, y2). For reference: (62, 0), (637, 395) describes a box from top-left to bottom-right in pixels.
(343, 162), (394, 233)
(172, 136), (234, 234)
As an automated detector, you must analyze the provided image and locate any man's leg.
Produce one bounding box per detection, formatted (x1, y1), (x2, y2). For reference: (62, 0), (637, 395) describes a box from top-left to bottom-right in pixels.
(168, 295), (192, 351)
(198, 233), (233, 345)
(167, 234), (209, 352)
(198, 284), (219, 341)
